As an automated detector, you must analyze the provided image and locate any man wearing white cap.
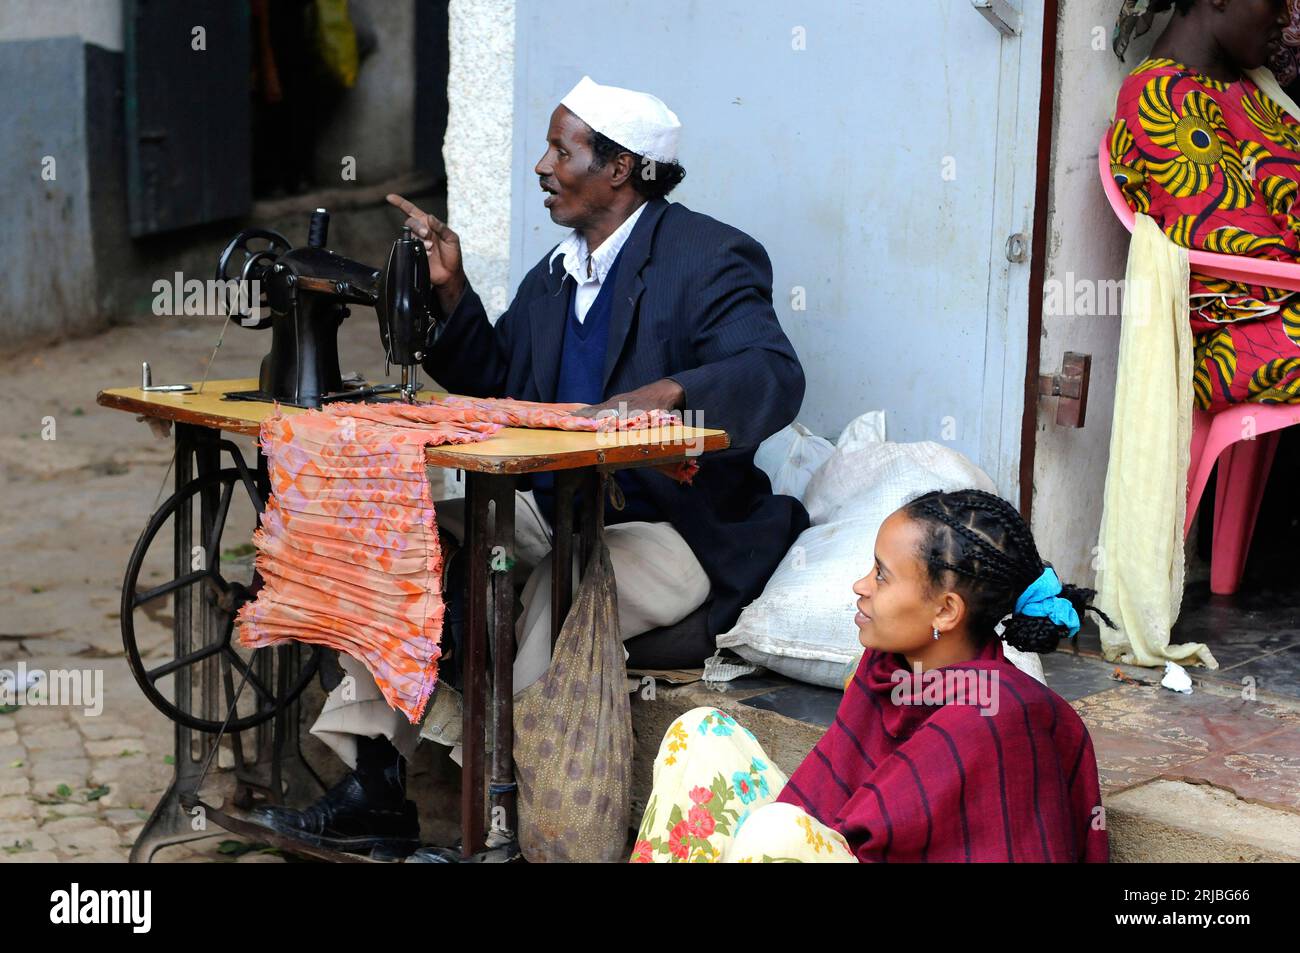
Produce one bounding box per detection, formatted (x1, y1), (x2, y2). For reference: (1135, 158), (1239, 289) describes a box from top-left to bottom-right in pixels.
(258, 77), (806, 858)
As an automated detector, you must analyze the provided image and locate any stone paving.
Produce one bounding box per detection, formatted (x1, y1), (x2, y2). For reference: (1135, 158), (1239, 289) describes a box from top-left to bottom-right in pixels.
(0, 633), (300, 864)
(0, 702), (154, 863)
(0, 321), (341, 864)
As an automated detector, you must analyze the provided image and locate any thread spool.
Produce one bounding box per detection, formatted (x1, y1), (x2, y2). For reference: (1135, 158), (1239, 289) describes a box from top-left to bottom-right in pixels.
(307, 208), (330, 249)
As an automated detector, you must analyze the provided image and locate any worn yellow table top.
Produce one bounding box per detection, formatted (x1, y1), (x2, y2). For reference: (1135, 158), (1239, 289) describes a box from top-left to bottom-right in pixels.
(97, 379), (728, 474)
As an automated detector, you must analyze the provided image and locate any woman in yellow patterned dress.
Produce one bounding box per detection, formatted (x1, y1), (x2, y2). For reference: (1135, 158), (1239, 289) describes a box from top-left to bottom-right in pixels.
(1109, 0), (1300, 408)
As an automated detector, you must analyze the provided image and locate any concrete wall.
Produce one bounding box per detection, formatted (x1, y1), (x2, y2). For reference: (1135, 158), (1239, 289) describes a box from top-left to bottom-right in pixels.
(0, 38), (99, 345)
(443, 0), (514, 320)
(0, 0), (123, 49)
(313, 0), (418, 187)
(1030, 0), (1165, 584)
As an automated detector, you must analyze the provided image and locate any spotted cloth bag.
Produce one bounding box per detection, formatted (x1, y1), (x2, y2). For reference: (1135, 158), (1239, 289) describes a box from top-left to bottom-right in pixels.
(513, 535), (633, 863)
(236, 396), (685, 724)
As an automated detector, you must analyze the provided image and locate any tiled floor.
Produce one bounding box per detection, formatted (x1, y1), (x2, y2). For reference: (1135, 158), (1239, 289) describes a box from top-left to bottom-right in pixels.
(742, 683), (840, 728)
(1171, 579), (1300, 699)
(1069, 538), (1300, 688)
(1035, 650), (1134, 702)
(1063, 571), (1300, 808)
(1068, 681), (1300, 798)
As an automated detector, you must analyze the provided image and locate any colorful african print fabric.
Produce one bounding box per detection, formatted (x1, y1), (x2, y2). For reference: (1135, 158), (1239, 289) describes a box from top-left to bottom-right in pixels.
(1110, 59), (1300, 410)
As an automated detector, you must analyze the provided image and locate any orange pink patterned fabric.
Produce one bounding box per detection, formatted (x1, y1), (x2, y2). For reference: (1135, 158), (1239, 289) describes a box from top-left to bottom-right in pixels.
(236, 396), (686, 723)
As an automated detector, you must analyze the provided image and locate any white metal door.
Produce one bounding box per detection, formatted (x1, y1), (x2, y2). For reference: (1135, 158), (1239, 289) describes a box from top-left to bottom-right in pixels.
(511, 0), (1043, 496)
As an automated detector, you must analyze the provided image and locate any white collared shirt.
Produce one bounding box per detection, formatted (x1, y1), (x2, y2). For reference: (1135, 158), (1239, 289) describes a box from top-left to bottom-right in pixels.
(548, 202), (647, 323)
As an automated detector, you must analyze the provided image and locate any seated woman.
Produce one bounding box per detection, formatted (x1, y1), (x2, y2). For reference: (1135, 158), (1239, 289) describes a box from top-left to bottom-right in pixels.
(630, 489), (1111, 863)
(1109, 0), (1300, 408)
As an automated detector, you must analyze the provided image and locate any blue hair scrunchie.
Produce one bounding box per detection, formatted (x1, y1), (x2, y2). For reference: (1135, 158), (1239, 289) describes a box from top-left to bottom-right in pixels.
(1014, 567), (1080, 637)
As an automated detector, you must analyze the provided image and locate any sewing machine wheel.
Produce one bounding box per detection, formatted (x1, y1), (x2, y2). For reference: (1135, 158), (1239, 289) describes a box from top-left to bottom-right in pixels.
(215, 228), (292, 330)
(121, 467), (319, 733)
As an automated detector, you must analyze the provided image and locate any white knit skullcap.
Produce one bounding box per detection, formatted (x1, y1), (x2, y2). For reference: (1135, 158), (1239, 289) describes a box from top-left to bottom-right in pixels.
(560, 75), (681, 165)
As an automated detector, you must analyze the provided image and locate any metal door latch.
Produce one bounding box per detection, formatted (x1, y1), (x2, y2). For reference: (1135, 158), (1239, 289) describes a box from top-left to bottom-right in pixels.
(1005, 233), (1029, 263)
(1038, 351), (1091, 428)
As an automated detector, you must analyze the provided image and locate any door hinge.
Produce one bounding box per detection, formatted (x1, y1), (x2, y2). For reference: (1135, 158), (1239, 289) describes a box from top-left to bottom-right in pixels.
(971, 0), (1021, 36)
(1038, 351), (1091, 428)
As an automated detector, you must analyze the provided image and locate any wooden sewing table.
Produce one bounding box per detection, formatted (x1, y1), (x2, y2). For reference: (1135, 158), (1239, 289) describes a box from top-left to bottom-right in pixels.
(97, 378), (728, 862)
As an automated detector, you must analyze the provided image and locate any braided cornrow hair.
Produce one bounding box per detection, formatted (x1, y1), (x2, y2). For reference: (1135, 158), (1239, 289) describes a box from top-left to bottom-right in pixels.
(902, 489), (1115, 654)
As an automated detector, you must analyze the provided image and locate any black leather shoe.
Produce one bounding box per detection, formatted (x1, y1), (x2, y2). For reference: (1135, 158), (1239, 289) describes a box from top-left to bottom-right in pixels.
(253, 772), (420, 855)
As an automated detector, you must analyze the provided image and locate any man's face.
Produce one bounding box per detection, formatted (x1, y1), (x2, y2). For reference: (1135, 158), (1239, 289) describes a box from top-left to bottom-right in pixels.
(535, 105), (617, 229)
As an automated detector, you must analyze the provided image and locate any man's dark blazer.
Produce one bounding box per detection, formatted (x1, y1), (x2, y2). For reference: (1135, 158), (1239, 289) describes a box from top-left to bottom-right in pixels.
(423, 196), (808, 637)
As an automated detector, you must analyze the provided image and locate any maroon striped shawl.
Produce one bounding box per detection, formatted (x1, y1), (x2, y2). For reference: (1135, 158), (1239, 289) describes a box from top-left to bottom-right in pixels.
(776, 640), (1108, 862)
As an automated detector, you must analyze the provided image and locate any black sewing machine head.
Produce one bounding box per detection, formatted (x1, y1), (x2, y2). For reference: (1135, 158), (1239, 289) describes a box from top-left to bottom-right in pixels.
(216, 208), (438, 408)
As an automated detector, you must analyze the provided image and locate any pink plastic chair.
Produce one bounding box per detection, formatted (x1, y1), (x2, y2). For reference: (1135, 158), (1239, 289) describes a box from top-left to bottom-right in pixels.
(1098, 133), (1300, 594)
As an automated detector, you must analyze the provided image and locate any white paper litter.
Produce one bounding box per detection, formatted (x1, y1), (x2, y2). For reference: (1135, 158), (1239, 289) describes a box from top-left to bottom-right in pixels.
(1160, 660), (1194, 694)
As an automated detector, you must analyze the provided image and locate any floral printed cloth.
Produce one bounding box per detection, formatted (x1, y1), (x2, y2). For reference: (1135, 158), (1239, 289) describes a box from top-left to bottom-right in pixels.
(237, 395), (684, 724)
(630, 707), (855, 863)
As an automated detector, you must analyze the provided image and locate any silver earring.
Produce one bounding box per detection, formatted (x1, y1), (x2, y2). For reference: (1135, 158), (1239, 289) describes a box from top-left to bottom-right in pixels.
(932, 627), (941, 641)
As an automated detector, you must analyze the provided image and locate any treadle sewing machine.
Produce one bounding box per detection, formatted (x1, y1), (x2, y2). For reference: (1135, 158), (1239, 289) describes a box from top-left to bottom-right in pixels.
(217, 206), (435, 407)
(97, 208), (729, 864)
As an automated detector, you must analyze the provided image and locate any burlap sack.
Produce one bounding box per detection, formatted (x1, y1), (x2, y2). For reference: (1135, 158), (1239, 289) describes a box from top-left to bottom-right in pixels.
(513, 539), (632, 862)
